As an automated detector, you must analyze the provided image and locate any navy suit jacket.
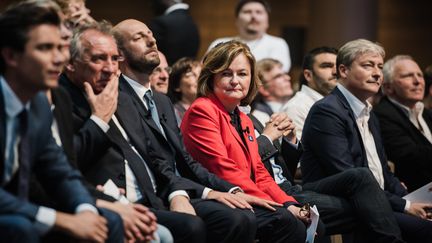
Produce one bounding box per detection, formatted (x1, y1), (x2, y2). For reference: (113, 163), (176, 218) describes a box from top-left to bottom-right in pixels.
(301, 86), (408, 212)
(119, 76), (235, 193)
(374, 96), (432, 191)
(0, 88), (94, 220)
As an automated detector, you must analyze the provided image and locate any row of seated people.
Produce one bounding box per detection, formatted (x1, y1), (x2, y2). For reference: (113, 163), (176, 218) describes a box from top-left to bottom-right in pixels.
(1, 1), (432, 243)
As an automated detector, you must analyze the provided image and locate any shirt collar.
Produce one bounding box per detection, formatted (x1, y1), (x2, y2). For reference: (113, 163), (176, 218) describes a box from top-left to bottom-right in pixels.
(337, 83), (372, 119)
(121, 74), (152, 98)
(265, 101), (284, 113)
(388, 97), (424, 118)
(0, 75), (25, 118)
(165, 3), (189, 15)
(300, 85), (324, 102)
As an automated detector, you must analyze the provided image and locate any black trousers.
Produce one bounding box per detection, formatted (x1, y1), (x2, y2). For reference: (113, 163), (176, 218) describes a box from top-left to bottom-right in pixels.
(280, 167), (404, 243)
(153, 199), (256, 243)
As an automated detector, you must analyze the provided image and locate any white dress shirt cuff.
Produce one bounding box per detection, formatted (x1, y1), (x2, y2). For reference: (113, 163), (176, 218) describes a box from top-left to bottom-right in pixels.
(228, 186), (243, 194)
(202, 187), (213, 199)
(76, 203), (99, 215)
(404, 200), (411, 212)
(90, 115), (110, 132)
(34, 206), (56, 235)
(168, 190), (190, 202)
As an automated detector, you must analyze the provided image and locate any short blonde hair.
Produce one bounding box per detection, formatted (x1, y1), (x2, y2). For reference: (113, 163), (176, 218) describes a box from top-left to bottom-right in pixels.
(337, 39), (385, 78)
(197, 40), (259, 106)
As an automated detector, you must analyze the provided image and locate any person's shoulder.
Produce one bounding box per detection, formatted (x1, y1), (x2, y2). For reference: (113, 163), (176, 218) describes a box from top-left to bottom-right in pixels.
(373, 96), (392, 114)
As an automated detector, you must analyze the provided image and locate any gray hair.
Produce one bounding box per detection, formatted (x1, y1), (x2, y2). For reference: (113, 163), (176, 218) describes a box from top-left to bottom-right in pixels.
(382, 55), (414, 84)
(69, 20), (113, 61)
(336, 39), (385, 78)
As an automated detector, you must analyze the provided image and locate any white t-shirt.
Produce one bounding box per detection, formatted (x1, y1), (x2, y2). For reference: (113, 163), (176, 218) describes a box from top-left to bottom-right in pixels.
(208, 34), (291, 72)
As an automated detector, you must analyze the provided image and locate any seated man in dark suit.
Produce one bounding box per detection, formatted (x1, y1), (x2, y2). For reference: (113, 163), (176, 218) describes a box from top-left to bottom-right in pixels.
(250, 112), (407, 242)
(62, 20), (258, 243)
(375, 55), (432, 191)
(301, 38), (432, 242)
(0, 2), (123, 242)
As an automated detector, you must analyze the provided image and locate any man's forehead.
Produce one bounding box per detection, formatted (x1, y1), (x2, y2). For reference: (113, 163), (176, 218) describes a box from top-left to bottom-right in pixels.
(241, 2), (266, 12)
(82, 32), (117, 50)
(28, 24), (61, 44)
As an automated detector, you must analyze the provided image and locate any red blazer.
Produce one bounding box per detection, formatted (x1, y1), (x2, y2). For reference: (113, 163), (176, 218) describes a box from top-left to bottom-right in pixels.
(181, 95), (297, 204)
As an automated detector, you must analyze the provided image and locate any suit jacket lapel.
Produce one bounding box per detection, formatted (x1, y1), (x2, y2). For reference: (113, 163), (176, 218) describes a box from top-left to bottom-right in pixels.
(119, 77), (164, 137)
(334, 88), (369, 167)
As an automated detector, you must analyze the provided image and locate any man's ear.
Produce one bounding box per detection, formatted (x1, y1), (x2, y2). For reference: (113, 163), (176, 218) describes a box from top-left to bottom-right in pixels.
(1, 47), (20, 69)
(338, 64), (348, 79)
(258, 85), (270, 97)
(65, 62), (75, 72)
(303, 69), (313, 82)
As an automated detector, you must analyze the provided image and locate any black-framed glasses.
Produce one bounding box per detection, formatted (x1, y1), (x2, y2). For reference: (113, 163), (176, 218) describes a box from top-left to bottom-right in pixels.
(299, 203), (311, 218)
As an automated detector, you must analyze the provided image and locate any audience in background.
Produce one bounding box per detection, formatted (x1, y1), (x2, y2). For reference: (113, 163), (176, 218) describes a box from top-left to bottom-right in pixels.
(207, 0), (292, 72)
(150, 51), (171, 94)
(251, 58), (293, 125)
(301, 39), (432, 242)
(282, 46), (337, 139)
(168, 57), (201, 124)
(374, 55), (432, 191)
(149, 0), (200, 65)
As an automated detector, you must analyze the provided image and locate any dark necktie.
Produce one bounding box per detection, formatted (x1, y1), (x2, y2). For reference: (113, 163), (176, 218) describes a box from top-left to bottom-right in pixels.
(144, 90), (165, 137)
(17, 109), (30, 200)
(108, 124), (165, 209)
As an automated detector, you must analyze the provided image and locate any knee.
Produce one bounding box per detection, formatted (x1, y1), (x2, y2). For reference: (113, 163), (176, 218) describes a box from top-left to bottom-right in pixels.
(345, 167), (376, 186)
(229, 209), (256, 230)
(182, 216), (206, 239)
(278, 209), (307, 243)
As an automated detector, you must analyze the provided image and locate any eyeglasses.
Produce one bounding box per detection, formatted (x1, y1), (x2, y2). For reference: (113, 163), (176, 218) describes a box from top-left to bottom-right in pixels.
(299, 203), (311, 218)
(152, 66), (172, 75)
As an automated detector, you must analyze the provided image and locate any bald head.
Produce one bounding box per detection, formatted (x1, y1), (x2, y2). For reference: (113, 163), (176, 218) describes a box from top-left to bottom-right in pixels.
(113, 19), (159, 74)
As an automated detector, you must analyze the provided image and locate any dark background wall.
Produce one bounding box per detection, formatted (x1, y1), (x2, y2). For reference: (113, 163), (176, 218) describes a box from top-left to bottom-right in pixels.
(2, 0), (432, 82)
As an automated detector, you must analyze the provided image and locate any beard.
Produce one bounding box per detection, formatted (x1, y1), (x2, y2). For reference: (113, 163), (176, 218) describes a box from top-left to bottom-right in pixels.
(314, 74), (337, 96)
(124, 49), (160, 74)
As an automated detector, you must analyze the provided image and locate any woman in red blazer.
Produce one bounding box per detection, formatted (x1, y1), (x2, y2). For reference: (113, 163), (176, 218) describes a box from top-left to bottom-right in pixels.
(181, 40), (310, 243)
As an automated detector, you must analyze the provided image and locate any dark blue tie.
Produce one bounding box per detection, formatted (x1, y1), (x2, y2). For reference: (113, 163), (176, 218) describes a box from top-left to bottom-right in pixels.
(144, 90), (166, 137)
(17, 109), (30, 199)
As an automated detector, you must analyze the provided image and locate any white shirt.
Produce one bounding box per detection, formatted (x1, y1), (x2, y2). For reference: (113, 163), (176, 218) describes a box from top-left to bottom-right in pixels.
(282, 85), (324, 139)
(337, 84), (385, 189)
(388, 98), (432, 144)
(208, 34), (291, 72)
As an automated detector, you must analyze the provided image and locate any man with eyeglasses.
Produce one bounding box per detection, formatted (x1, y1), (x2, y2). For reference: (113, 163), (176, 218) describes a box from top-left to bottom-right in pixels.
(252, 58), (293, 125)
(150, 51), (171, 94)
